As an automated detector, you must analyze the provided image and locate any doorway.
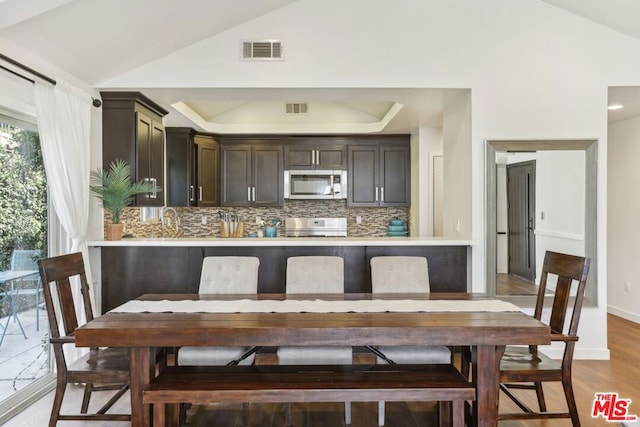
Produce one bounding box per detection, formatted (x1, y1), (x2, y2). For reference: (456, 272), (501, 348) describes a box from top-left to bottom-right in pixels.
(485, 139), (597, 304)
(507, 161), (536, 282)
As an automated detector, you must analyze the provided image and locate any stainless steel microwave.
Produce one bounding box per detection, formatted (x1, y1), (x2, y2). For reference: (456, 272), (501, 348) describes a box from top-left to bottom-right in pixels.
(284, 170), (348, 199)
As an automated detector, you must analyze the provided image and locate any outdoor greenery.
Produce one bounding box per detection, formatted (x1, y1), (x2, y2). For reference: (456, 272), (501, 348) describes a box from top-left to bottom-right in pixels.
(90, 158), (156, 224)
(0, 123), (47, 271)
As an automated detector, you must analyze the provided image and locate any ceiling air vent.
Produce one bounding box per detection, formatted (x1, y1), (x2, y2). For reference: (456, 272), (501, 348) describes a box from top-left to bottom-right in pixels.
(241, 40), (284, 61)
(285, 102), (308, 114)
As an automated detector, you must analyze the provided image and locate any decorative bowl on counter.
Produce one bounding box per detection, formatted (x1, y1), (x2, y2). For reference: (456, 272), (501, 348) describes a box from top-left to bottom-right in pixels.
(387, 230), (409, 237)
(389, 219), (405, 226)
(388, 225), (407, 232)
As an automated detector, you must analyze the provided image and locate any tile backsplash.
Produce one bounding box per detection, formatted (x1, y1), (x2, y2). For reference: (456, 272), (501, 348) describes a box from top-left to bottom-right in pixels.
(115, 200), (409, 238)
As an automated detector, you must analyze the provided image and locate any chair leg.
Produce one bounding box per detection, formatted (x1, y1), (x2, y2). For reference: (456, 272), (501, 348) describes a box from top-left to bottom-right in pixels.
(48, 380), (66, 427)
(80, 383), (92, 413)
(534, 381), (547, 412)
(563, 378), (581, 427)
(242, 402), (250, 425)
(378, 401), (385, 426)
(438, 401), (452, 427)
(344, 401), (351, 425)
(285, 402), (293, 426)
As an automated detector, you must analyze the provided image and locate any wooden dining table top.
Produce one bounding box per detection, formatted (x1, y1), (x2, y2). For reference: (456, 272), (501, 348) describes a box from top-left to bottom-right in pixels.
(76, 293), (550, 348)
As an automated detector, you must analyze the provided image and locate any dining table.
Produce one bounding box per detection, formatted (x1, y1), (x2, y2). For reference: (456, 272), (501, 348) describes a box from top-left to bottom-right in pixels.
(74, 292), (550, 427)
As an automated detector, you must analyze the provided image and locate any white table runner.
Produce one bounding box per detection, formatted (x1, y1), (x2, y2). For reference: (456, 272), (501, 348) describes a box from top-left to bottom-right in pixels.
(109, 298), (521, 314)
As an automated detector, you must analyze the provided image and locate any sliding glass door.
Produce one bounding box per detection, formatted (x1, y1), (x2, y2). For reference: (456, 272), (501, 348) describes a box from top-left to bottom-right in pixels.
(0, 112), (53, 419)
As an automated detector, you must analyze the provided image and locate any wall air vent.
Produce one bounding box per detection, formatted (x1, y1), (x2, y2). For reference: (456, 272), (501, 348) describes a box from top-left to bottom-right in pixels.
(285, 102), (308, 114)
(241, 40), (284, 61)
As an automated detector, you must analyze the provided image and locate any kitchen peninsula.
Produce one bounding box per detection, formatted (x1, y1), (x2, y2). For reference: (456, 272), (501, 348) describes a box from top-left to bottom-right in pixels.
(88, 237), (473, 314)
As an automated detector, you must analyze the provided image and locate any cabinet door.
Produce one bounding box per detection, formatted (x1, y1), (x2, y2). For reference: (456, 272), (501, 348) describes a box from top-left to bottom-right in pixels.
(195, 135), (219, 207)
(316, 145), (347, 169)
(285, 143), (347, 170)
(380, 144), (410, 206)
(135, 111), (164, 206)
(253, 145), (284, 206)
(165, 128), (194, 207)
(284, 145), (314, 169)
(220, 145), (252, 206)
(348, 144), (379, 207)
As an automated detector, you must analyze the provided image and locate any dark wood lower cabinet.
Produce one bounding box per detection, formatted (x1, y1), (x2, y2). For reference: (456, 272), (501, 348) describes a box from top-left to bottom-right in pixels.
(100, 245), (468, 313)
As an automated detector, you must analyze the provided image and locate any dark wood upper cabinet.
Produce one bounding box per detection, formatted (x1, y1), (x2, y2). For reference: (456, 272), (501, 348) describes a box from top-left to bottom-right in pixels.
(220, 141), (283, 207)
(101, 92), (168, 207)
(195, 135), (220, 207)
(165, 128), (220, 207)
(348, 136), (410, 207)
(284, 139), (347, 170)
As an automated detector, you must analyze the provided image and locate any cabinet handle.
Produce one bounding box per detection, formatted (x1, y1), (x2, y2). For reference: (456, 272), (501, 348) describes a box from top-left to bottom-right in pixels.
(375, 187), (378, 202)
(311, 150), (315, 166)
(189, 185), (194, 202)
(198, 186), (203, 202)
(152, 178), (158, 199)
(247, 187), (251, 202)
(381, 187), (384, 202)
(252, 187), (256, 202)
(315, 150), (319, 165)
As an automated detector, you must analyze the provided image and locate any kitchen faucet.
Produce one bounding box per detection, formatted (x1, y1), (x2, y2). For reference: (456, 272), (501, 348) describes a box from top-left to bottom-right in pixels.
(160, 206), (180, 238)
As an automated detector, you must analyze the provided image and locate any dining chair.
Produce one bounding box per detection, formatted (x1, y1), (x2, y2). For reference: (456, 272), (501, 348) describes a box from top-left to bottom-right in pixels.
(277, 256), (353, 426)
(370, 256), (453, 426)
(10, 249), (43, 330)
(38, 252), (130, 426)
(176, 256), (260, 424)
(497, 251), (590, 426)
(177, 256), (261, 366)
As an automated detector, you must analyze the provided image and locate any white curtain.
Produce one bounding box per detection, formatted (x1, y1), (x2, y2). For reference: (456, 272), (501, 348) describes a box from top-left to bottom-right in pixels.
(34, 80), (92, 259)
(34, 81), (93, 361)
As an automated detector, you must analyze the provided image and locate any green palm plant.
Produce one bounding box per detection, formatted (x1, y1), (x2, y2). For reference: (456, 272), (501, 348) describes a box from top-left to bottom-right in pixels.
(90, 159), (157, 224)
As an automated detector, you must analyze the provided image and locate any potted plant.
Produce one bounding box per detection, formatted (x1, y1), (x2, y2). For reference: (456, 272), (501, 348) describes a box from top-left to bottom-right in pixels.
(90, 158), (157, 240)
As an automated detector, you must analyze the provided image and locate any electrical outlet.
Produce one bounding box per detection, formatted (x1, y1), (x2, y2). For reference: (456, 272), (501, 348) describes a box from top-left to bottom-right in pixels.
(256, 216), (261, 225)
(624, 281), (631, 292)
(356, 216), (362, 225)
(201, 215), (207, 225)
(454, 219), (461, 233)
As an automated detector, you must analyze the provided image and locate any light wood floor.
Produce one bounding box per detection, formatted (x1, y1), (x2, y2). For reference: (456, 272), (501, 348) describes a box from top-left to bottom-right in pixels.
(3, 314), (638, 426)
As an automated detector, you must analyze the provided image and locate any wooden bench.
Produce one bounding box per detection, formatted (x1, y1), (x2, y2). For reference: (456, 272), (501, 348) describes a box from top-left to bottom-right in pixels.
(143, 363), (475, 426)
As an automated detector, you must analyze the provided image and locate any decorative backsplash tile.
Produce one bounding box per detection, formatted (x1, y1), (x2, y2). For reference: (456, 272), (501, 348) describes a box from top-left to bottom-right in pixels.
(115, 200), (409, 238)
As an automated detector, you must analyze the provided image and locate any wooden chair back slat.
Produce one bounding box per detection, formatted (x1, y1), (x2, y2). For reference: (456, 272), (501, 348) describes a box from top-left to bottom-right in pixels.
(533, 251), (589, 337)
(38, 252), (91, 338)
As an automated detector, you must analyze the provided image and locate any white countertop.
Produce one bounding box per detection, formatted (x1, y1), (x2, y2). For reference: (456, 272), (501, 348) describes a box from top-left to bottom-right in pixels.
(88, 236), (474, 247)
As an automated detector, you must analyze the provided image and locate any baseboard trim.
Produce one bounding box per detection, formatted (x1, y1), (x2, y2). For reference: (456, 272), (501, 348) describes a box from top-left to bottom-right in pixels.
(608, 306), (640, 324)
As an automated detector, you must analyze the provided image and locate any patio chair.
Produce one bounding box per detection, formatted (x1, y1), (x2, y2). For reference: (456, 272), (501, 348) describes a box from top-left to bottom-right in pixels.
(10, 249), (43, 330)
(38, 252), (130, 426)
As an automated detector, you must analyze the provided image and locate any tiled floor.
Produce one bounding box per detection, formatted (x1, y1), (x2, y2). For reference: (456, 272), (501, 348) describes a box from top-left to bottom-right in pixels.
(0, 306), (51, 402)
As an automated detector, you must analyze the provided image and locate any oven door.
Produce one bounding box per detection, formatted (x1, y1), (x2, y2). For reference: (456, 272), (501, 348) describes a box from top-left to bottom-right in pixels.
(284, 170), (347, 199)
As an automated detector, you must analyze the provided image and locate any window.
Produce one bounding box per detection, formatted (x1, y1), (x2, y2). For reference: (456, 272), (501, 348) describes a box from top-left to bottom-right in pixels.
(0, 112), (52, 414)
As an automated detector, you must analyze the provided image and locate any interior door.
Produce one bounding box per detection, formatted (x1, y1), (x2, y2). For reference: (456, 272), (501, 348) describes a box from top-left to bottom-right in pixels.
(507, 161), (536, 281)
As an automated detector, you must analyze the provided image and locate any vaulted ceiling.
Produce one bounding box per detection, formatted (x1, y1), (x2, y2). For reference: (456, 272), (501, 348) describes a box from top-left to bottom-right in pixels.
(1, 0), (638, 131)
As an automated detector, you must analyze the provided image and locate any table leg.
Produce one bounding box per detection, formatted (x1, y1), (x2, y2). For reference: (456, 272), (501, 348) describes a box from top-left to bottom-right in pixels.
(473, 345), (505, 427)
(130, 347), (154, 427)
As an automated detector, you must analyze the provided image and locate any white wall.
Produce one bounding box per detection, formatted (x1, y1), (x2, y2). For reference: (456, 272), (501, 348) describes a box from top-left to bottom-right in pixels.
(8, 0), (640, 357)
(442, 92), (472, 239)
(410, 126), (442, 237)
(608, 115), (640, 323)
(97, 0), (640, 358)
